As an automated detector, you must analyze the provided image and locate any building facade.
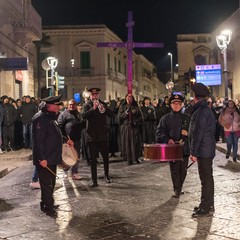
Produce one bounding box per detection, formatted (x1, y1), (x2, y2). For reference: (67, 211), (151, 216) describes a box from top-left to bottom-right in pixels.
(0, 0), (41, 99)
(37, 25), (167, 102)
(177, 9), (240, 100)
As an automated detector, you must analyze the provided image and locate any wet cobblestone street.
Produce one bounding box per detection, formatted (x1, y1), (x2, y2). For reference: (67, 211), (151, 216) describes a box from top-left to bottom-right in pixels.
(1, 147), (240, 239)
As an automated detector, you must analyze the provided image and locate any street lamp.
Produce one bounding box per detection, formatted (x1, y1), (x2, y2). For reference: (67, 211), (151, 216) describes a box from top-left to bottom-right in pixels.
(70, 58), (75, 97)
(47, 56), (58, 86)
(168, 52), (173, 81)
(216, 29), (232, 100)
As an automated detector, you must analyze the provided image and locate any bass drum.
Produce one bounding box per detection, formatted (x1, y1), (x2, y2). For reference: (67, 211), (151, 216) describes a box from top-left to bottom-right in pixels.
(144, 143), (183, 162)
(59, 143), (78, 170)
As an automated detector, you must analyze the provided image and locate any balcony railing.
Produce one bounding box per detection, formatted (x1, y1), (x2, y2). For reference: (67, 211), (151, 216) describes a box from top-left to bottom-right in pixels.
(39, 67), (95, 78)
(12, 1), (42, 40)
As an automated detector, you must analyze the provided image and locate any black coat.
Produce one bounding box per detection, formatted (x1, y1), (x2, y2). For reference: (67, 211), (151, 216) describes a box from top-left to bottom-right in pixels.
(118, 102), (143, 162)
(188, 99), (216, 158)
(32, 111), (63, 166)
(141, 105), (156, 143)
(3, 103), (16, 126)
(20, 102), (37, 125)
(82, 100), (114, 143)
(57, 109), (83, 142)
(156, 110), (190, 156)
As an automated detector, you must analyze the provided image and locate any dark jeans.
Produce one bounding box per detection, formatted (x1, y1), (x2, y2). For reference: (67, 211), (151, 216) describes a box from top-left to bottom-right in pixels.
(198, 157), (214, 211)
(3, 124), (14, 149)
(226, 132), (239, 158)
(23, 123), (32, 148)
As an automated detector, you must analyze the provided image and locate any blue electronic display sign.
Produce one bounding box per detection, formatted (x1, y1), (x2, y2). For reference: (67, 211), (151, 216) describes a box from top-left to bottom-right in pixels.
(195, 64), (222, 86)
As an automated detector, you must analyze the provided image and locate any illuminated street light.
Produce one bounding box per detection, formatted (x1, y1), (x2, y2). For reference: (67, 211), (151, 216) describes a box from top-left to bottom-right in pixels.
(47, 56), (58, 85)
(168, 52), (173, 81)
(216, 29), (232, 100)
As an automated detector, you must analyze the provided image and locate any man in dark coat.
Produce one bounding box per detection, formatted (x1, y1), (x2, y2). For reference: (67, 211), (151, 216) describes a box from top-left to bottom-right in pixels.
(156, 94), (190, 198)
(82, 88), (114, 187)
(1, 95), (17, 151)
(189, 83), (216, 217)
(32, 95), (73, 217)
(20, 95), (38, 149)
(57, 99), (83, 180)
(141, 97), (156, 144)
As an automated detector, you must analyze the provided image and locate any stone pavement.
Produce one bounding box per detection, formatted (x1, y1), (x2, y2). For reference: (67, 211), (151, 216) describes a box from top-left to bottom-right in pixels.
(0, 144), (240, 239)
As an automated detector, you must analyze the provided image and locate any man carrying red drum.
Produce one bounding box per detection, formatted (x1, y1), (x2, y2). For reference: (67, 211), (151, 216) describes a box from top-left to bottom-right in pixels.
(156, 94), (190, 198)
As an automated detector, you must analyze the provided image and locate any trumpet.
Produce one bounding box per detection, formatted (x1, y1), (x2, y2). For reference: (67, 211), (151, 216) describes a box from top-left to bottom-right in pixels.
(95, 100), (106, 113)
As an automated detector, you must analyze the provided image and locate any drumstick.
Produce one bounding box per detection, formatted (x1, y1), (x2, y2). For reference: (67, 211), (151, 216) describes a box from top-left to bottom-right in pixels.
(46, 166), (60, 179)
(67, 135), (79, 160)
(186, 162), (194, 170)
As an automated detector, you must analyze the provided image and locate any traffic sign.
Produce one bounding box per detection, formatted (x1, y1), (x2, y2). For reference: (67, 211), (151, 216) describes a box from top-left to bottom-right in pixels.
(0, 58), (28, 71)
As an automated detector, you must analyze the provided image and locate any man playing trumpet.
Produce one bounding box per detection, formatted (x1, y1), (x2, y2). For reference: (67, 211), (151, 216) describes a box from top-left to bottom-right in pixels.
(82, 88), (114, 187)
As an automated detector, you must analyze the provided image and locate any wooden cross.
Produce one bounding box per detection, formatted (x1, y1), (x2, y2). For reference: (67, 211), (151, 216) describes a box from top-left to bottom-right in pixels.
(97, 11), (164, 95)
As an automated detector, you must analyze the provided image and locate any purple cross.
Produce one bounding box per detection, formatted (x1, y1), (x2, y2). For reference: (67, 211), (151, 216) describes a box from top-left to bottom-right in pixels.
(97, 11), (164, 95)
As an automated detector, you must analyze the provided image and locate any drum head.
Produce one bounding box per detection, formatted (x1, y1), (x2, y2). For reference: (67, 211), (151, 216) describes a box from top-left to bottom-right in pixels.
(62, 143), (78, 167)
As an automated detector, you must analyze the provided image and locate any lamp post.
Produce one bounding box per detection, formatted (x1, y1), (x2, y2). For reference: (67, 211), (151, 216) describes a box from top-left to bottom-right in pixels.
(216, 30), (232, 100)
(46, 56), (58, 96)
(168, 52), (173, 81)
(71, 58), (75, 97)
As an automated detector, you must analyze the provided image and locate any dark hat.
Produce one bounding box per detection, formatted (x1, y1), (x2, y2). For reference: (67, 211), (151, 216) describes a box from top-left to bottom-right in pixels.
(191, 83), (209, 97)
(25, 95), (31, 99)
(169, 94), (184, 103)
(87, 88), (101, 94)
(41, 95), (62, 105)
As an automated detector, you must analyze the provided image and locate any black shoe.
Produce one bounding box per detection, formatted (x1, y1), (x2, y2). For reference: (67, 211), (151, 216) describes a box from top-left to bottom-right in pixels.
(40, 202), (59, 212)
(105, 176), (112, 183)
(172, 191), (180, 198)
(233, 157), (237, 162)
(7, 148), (11, 152)
(45, 208), (58, 217)
(193, 206), (214, 213)
(192, 208), (210, 218)
(89, 182), (98, 188)
(128, 161), (133, 165)
(136, 158), (141, 164)
(226, 152), (230, 159)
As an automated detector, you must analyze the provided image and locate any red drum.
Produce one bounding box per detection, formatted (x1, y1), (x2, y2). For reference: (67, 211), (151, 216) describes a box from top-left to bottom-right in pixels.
(144, 144), (183, 162)
(59, 143), (78, 170)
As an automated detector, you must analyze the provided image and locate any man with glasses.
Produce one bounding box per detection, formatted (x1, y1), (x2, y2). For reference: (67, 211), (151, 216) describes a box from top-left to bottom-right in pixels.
(58, 99), (83, 180)
(156, 94), (190, 198)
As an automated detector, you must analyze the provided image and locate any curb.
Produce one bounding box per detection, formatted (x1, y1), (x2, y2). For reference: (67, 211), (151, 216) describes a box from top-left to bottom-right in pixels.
(216, 144), (240, 160)
(0, 167), (8, 178)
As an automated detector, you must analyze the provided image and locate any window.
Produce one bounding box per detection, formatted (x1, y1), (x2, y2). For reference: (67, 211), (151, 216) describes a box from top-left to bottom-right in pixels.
(114, 57), (117, 71)
(80, 51), (90, 69)
(107, 53), (111, 69)
(118, 60), (121, 73)
(80, 51), (91, 75)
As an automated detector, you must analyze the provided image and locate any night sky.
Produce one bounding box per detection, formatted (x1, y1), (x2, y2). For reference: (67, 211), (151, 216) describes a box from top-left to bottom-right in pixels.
(32, 0), (239, 71)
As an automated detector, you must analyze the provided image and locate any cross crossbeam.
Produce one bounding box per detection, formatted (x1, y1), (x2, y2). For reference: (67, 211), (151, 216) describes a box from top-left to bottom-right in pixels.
(97, 11), (164, 95)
